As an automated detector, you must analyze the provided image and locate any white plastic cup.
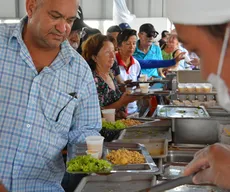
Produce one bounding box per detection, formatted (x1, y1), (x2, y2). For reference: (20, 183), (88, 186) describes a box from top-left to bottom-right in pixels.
(86, 136), (104, 159)
(186, 84), (195, 93)
(178, 84), (186, 93)
(101, 109), (115, 122)
(139, 83), (149, 93)
(203, 84), (212, 93)
(195, 84), (204, 93)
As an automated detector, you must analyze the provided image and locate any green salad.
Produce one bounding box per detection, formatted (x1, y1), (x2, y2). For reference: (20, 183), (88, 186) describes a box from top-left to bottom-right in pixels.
(102, 120), (126, 130)
(67, 155), (113, 173)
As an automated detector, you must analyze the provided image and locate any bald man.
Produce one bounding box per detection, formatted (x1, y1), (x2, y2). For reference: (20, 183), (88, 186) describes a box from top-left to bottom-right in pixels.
(0, 0), (101, 191)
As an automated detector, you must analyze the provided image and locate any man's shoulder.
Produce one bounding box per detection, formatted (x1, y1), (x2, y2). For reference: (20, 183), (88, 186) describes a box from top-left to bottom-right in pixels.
(150, 43), (160, 50)
(68, 48), (92, 75)
(0, 23), (18, 40)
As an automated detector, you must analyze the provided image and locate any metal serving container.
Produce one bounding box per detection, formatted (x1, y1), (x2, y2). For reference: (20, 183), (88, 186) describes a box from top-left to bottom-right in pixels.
(157, 164), (224, 192)
(154, 105), (210, 119)
(74, 174), (156, 192)
(128, 90), (172, 97)
(104, 142), (158, 174)
(162, 184), (224, 192)
(68, 142), (158, 174)
(118, 122), (172, 141)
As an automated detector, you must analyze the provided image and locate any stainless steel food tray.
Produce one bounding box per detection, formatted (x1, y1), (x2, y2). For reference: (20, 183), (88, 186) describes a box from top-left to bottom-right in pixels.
(128, 90), (171, 96)
(154, 105), (210, 119)
(118, 123), (172, 141)
(74, 174), (156, 192)
(68, 142), (158, 174)
(177, 91), (217, 95)
(128, 79), (169, 85)
(161, 184), (223, 192)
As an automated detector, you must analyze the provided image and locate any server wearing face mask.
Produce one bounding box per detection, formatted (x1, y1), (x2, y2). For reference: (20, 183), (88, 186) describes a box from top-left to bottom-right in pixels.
(166, 0), (230, 189)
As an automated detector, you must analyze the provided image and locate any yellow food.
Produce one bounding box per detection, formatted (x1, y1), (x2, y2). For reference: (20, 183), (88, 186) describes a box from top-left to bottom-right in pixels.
(106, 149), (145, 165)
(120, 119), (142, 127)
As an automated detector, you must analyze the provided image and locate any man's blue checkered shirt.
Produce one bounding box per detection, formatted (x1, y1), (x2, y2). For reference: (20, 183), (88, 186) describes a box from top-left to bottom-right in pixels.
(0, 18), (101, 191)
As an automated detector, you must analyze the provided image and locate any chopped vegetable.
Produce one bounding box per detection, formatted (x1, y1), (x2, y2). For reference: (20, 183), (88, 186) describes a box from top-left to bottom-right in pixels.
(67, 155), (113, 173)
(102, 120), (126, 130)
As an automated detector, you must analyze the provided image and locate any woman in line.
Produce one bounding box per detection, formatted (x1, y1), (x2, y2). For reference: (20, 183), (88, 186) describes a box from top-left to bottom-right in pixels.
(115, 29), (141, 114)
(82, 34), (138, 118)
(161, 34), (182, 71)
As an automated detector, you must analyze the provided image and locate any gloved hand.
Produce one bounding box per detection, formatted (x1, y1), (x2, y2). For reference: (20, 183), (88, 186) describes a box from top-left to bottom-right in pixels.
(184, 143), (230, 189)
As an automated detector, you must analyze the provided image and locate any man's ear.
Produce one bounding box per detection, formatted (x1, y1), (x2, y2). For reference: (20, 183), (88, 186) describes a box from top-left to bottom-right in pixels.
(26, 0), (37, 18)
(138, 32), (142, 40)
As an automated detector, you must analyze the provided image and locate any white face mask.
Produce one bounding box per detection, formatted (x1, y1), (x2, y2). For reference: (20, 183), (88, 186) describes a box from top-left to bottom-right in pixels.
(207, 24), (230, 112)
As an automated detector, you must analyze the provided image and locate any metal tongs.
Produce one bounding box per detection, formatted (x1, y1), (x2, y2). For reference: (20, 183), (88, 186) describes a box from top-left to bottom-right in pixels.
(138, 174), (194, 192)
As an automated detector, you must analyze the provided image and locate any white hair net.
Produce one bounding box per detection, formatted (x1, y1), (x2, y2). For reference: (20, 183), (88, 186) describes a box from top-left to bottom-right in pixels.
(165, 0), (230, 25)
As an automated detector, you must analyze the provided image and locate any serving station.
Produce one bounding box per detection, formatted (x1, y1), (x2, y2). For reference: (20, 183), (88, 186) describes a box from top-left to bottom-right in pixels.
(68, 71), (230, 192)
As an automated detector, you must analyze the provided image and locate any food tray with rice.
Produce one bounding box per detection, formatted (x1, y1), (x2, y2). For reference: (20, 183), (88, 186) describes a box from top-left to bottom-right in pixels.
(67, 142), (158, 174)
(74, 174), (156, 192)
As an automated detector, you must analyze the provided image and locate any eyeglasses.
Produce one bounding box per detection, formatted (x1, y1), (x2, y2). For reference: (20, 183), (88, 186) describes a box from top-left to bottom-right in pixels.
(142, 32), (158, 38)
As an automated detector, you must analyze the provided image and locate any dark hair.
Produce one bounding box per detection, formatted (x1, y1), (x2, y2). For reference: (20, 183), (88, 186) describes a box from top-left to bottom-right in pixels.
(117, 29), (137, 47)
(201, 23), (228, 39)
(107, 25), (122, 33)
(82, 34), (114, 71)
(161, 30), (169, 38)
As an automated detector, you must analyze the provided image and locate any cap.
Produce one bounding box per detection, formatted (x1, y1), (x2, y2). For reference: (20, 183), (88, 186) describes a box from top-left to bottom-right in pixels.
(165, 0), (230, 25)
(119, 23), (131, 30)
(71, 6), (88, 31)
(139, 23), (159, 38)
(107, 25), (122, 33)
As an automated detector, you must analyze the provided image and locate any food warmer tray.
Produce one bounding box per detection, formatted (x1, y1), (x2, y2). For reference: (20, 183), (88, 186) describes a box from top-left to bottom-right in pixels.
(74, 174), (156, 192)
(118, 123), (172, 141)
(154, 105), (210, 119)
